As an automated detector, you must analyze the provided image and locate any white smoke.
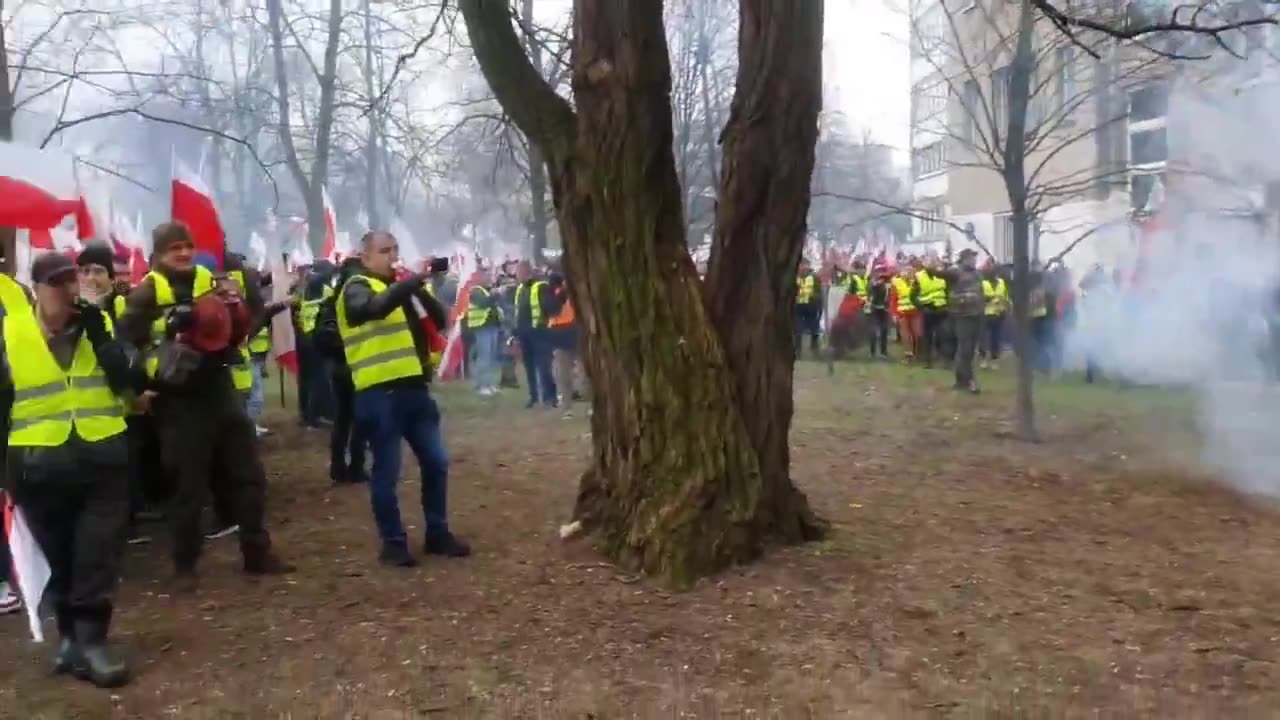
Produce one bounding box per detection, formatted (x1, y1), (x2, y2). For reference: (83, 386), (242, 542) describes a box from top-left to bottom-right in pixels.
(1063, 214), (1280, 495)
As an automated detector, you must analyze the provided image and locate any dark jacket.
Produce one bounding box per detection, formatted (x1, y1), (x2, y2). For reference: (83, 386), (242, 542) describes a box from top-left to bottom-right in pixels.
(119, 266), (241, 394)
(938, 266), (985, 317)
(514, 279), (561, 333)
(340, 267), (448, 391)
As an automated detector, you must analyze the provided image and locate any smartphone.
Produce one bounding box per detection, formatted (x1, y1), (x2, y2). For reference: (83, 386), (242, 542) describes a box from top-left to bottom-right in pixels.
(429, 257), (450, 274)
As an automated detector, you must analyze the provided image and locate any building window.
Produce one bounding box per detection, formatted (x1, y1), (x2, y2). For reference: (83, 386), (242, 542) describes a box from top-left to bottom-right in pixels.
(1130, 127), (1167, 166)
(993, 214), (1041, 261)
(1131, 171), (1166, 213)
(960, 79), (981, 143)
(912, 141), (948, 178)
(1128, 82), (1169, 124)
(918, 203), (944, 240)
(992, 65), (1011, 129)
(1053, 47), (1076, 120)
(995, 213), (1015, 261)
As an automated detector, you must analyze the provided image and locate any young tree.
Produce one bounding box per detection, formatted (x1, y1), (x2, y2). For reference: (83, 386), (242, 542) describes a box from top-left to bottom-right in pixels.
(911, 0), (1271, 440)
(461, 0), (825, 587)
(265, 0), (345, 252)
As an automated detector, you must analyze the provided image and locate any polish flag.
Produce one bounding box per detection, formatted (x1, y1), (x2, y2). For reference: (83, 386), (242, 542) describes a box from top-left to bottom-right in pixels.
(320, 186), (339, 261)
(436, 251), (478, 381)
(171, 157), (225, 270)
(3, 494), (51, 642)
(269, 244), (299, 375)
(0, 142), (95, 267)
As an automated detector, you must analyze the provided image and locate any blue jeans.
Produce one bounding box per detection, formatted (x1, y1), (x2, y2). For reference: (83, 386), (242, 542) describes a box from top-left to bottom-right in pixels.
(247, 356), (267, 424)
(354, 385), (449, 546)
(471, 326), (500, 390)
(517, 331), (557, 405)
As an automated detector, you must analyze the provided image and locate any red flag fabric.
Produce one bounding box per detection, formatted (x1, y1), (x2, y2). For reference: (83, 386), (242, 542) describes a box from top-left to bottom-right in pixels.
(321, 186), (338, 262)
(171, 159), (225, 270)
(270, 261), (299, 375)
(0, 177), (80, 229)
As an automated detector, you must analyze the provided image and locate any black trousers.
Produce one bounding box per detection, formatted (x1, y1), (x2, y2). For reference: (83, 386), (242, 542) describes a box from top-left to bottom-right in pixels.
(330, 368), (366, 474)
(10, 441), (129, 629)
(155, 376), (272, 572)
(296, 339), (335, 424)
(126, 415), (168, 524)
(868, 309), (890, 356)
(921, 309), (949, 366)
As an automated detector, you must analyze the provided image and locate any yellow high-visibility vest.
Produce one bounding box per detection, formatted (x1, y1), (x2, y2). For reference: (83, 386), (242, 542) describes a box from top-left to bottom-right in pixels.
(223, 270), (255, 392)
(466, 286), (497, 328)
(337, 275), (424, 391)
(848, 274), (868, 300)
(248, 327), (271, 355)
(5, 306), (127, 446)
(916, 270), (948, 308)
(893, 277), (915, 312)
(796, 274), (817, 304)
(983, 278), (1009, 316)
(0, 274), (31, 313)
(145, 267), (216, 377)
(298, 285), (333, 334)
(514, 281), (549, 327)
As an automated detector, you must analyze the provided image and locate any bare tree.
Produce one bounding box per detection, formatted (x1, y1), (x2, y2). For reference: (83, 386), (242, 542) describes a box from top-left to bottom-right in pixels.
(266, 0), (345, 251)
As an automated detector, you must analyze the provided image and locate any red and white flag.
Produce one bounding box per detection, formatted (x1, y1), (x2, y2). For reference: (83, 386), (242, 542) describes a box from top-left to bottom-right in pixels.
(320, 186), (340, 262)
(3, 494), (51, 642)
(270, 251), (299, 375)
(171, 157), (225, 269)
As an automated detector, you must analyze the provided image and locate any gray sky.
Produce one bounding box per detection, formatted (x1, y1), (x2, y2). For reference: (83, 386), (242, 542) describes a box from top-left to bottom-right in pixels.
(826, 0), (910, 155)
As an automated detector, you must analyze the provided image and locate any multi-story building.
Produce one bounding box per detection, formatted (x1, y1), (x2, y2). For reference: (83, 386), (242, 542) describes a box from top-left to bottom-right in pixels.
(908, 1), (1280, 271)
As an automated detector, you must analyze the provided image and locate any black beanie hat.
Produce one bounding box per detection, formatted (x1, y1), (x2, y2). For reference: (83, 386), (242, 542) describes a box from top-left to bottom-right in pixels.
(76, 243), (116, 279)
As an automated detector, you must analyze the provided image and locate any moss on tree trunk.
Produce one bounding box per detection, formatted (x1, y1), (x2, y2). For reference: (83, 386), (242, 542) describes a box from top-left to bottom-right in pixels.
(462, 0), (826, 588)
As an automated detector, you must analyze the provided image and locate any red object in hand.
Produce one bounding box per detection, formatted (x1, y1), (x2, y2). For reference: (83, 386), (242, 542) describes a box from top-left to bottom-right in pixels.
(187, 294), (233, 353)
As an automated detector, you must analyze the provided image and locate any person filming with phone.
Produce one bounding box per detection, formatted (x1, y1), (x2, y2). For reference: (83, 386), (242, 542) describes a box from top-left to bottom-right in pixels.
(337, 231), (470, 567)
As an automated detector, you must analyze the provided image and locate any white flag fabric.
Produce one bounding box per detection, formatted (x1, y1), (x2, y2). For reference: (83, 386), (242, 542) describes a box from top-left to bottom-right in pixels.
(3, 495), (50, 642)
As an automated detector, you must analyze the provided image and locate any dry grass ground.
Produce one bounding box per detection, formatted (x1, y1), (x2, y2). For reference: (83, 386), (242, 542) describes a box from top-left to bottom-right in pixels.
(4, 361), (1280, 718)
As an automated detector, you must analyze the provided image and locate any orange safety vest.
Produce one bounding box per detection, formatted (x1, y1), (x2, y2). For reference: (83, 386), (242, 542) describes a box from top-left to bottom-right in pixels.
(549, 297), (575, 328)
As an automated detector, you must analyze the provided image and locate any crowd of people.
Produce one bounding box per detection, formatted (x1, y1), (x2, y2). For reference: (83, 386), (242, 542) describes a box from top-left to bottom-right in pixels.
(797, 250), (1119, 390)
(0, 225), (581, 690)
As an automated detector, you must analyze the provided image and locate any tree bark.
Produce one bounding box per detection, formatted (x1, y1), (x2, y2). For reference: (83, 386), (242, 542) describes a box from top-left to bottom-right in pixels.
(462, 0), (824, 588)
(520, 0), (549, 263)
(266, 0), (343, 252)
(702, 0), (826, 541)
(1, 18), (14, 276)
(362, 0), (382, 229)
(1003, 0), (1040, 441)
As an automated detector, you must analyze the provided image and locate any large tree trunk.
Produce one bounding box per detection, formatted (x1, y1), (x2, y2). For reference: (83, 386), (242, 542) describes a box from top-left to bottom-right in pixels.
(702, 1), (825, 542)
(462, 0), (824, 588)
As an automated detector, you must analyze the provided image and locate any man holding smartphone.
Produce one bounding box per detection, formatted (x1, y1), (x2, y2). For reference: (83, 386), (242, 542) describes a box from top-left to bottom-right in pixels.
(338, 231), (469, 567)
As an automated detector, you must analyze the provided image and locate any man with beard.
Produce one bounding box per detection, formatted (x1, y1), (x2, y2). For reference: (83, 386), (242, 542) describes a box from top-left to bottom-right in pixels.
(119, 223), (293, 592)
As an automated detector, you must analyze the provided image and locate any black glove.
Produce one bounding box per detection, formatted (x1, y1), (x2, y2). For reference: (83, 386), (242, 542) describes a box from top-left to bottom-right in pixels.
(77, 301), (112, 349)
(165, 304), (196, 338)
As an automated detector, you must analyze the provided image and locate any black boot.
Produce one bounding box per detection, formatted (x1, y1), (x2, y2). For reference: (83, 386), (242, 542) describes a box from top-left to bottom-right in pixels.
(53, 610), (80, 675)
(72, 619), (129, 688)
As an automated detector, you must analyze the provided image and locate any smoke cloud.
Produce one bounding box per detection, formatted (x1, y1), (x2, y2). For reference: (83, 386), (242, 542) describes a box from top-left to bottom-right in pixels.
(1063, 215), (1280, 495)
